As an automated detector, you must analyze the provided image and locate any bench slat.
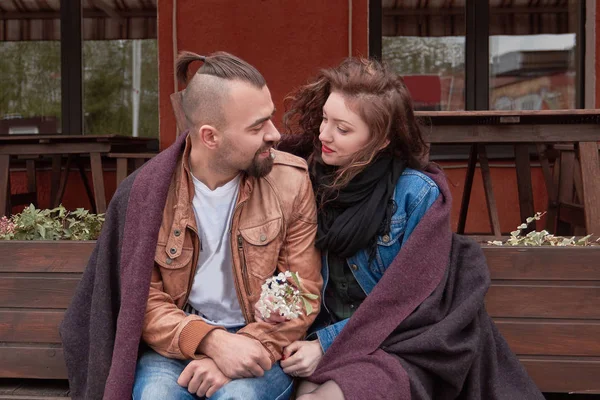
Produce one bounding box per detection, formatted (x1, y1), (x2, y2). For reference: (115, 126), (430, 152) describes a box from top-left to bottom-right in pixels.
(0, 242), (92, 274)
(484, 247), (600, 281)
(0, 347), (66, 380)
(486, 283), (600, 319)
(0, 311), (64, 343)
(520, 356), (600, 394)
(496, 319), (600, 357)
(0, 277), (80, 309)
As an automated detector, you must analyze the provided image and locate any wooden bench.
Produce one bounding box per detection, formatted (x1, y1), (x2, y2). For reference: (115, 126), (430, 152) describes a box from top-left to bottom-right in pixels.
(484, 244), (600, 394)
(1, 241), (598, 396)
(107, 152), (157, 187)
(0, 241), (94, 398)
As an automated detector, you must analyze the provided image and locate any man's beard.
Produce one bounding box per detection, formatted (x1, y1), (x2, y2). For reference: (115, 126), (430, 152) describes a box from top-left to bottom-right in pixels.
(246, 143), (275, 178)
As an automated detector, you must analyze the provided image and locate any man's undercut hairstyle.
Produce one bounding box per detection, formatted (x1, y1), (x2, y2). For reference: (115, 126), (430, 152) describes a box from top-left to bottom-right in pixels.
(175, 51), (267, 131)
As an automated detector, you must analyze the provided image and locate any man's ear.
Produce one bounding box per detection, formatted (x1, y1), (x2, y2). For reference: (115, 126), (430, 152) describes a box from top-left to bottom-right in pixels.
(198, 125), (220, 149)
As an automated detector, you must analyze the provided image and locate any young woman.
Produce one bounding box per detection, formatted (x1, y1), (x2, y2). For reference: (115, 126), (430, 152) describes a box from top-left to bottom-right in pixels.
(263, 58), (544, 400)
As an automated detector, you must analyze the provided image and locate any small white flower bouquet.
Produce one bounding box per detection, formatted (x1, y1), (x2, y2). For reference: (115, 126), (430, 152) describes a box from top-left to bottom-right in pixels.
(256, 271), (319, 321)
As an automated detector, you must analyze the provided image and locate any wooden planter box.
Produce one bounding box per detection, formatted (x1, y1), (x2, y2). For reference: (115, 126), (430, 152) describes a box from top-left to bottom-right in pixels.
(0, 241), (94, 380)
(482, 245), (600, 394)
(0, 241), (599, 394)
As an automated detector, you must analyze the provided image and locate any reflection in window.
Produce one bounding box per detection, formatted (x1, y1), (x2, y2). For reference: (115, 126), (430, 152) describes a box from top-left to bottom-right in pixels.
(490, 35), (576, 110)
(0, 41), (61, 128)
(383, 37), (465, 111)
(489, 0), (579, 111)
(381, 2), (465, 111)
(83, 39), (158, 137)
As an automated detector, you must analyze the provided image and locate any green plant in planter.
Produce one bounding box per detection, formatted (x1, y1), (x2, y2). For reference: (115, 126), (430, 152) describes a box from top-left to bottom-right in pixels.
(488, 211), (600, 247)
(0, 205), (105, 241)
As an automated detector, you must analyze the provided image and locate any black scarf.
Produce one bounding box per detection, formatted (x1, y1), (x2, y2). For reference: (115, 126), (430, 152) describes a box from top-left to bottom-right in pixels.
(313, 155), (405, 258)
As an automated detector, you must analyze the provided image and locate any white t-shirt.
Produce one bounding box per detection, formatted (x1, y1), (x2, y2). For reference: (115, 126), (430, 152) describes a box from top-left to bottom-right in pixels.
(187, 173), (245, 328)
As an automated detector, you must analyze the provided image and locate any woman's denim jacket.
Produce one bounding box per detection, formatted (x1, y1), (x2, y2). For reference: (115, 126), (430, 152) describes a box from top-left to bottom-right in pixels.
(311, 168), (440, 352)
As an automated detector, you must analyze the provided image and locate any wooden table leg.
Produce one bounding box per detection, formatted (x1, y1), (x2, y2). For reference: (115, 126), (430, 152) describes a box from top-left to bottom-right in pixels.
(578, 142), (600, 234)
(559, 149), (575, 204)
(556, 148), (576, 235)
(75, 157), (97, 213)
(457, 145), (477, 234)
(116, 158), (128, 187)
(0, 155), (10, 217)
(90, 152), (107, 214)
(53, 155), (73, 208)
(537, 144), (559, 233)
(515, 144), (535, 233)
(573, 160), (584, 204)
(50, 156), (62, 209)
(478, 144), (501, 237)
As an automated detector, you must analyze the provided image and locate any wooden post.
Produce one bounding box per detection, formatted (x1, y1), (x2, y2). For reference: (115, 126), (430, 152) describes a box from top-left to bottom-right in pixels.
(579, 142), (600, 234)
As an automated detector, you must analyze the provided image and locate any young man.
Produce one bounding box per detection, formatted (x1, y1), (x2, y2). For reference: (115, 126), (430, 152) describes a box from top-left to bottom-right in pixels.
(60, 51), (322, 400)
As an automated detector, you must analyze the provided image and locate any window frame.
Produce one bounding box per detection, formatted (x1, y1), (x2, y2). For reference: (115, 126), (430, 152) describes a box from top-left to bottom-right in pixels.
(369, 0), (586, 112)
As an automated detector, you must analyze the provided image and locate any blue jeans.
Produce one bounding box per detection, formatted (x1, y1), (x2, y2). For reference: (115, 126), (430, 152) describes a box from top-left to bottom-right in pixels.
(132, 347), (293, 400)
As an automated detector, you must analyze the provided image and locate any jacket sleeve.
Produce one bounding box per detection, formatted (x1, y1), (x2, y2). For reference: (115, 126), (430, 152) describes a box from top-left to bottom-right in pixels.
(314, 318), (349, 353)
(142, 263), (225, 359)
(238, 172), (323, 361)
(401, 184), (440, 247)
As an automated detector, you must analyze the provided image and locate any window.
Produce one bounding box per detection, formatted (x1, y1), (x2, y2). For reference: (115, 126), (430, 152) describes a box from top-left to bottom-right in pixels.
(83, 39), (158, 137)
(0, 1), (157, 136)
(0, 41), (61, 129)
(373, 1), (584, 111)
(380, 2), (466, 111)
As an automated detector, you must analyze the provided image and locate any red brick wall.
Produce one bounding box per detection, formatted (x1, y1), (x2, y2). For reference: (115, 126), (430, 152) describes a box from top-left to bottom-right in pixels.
(596, 0), (600, 107)
(157, 0), (369, 150)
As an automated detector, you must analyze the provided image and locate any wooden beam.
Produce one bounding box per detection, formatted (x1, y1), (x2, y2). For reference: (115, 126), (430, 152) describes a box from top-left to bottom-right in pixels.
(457, 145), (477, 234)
(60, 0), (83, 135)
(89, 152), (106, 213)
(478, 144), (501, 237)
(465, 0), (489, 111)
(369, 0), (382, 59)
(425, 124), (600, 144)
(579, 142), (600, 234)
(383, 7), (567, 17)
(0, 155), (9, 217)
(514, 144), (535, 231)
(0, 9), (156, 20)
(90, 0), (124, 23)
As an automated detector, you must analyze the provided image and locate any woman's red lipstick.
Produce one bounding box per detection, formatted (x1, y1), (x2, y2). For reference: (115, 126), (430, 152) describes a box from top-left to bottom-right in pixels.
(322, 145), (334, 154)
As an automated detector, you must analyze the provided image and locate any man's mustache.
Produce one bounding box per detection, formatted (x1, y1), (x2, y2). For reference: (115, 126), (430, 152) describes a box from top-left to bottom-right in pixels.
(256, 142), (275, 155)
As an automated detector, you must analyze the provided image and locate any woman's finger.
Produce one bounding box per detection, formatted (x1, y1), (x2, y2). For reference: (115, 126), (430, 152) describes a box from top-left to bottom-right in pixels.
(283, 341), (303, 359)
(281, 352), (304, 369)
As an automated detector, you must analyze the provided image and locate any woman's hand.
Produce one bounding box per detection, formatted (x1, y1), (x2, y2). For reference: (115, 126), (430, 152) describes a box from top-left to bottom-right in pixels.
(254, 301), (287, 324)
(280, 340), (324, 378)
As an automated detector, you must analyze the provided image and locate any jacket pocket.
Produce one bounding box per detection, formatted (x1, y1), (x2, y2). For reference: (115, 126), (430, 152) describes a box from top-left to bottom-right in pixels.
(238, 217), (283, 288)
(154, 242), (194, 301)
(155, 242), (194, 269)
(374, 218), (405, 275)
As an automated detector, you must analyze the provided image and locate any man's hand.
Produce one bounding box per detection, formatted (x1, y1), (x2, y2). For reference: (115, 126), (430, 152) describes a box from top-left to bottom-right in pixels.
(177, 358), (230, 398)
(280, 340), (323, 378)
(198, 329), (272, 379)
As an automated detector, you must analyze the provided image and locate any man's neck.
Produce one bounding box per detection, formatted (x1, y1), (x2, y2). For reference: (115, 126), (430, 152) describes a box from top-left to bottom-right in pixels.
(189, 151), (239, 191)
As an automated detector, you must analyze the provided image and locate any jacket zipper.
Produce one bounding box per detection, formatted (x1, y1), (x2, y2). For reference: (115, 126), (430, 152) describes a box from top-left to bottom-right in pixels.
(182, 225), (200, 307)
(237, 235), (253, 297)
(230, 200), (251, 322)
